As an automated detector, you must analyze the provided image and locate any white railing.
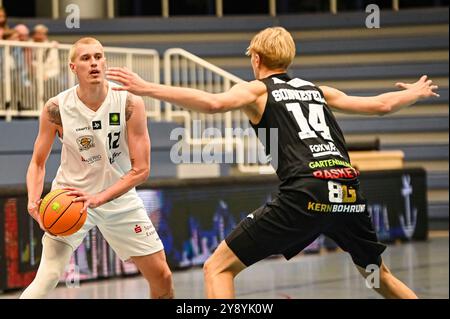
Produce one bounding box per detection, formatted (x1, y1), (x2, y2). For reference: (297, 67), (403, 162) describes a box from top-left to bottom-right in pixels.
(0, 40), (161, 121)
(164, 48), (274, 174)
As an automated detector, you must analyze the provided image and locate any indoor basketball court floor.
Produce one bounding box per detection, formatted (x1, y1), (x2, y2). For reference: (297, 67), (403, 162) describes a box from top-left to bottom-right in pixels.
(1, 234), (447, 299)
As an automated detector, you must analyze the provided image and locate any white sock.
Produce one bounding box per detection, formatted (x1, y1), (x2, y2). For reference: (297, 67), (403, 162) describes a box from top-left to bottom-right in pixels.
(19, 235), (73, 299)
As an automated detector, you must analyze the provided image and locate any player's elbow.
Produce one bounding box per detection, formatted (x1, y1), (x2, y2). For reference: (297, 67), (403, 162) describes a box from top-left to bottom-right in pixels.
(29, 157), (46, 171)
(376, 102), (393, 115)
(134, 167), (150, 184)
(140, 167), (150, 182)
(207, 100), (225, 114)
(207, 93), (232, 114)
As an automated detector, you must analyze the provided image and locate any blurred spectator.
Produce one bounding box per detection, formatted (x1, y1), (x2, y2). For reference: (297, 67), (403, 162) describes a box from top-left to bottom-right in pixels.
(14, 23), (30, 41)
(32, 24), (61, 99)
(0, 7), (9, 40)
(32, 24), (49, 43)
(12, 24), (33, 111)
(2, 29), (21, 113)
(2, 29), (20, 83)
(13, 24), (32, 74)
(2, 29), (19, 65)
(2, 28), (19, 41)
(32, 24), (60, 79)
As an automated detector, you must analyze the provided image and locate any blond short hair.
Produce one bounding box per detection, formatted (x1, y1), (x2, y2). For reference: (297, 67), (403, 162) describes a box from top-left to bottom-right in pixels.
(69, 37), (103, 62)
(246, 27), (296, 70)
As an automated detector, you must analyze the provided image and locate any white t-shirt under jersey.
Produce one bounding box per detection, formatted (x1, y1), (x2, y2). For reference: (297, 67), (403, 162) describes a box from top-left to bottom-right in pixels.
(52, 81), (144, 213)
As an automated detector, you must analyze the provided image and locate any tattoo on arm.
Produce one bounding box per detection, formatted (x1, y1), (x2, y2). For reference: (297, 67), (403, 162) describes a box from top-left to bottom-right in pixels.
(46, 100), (62, 126)
(125, 93), (134, 121)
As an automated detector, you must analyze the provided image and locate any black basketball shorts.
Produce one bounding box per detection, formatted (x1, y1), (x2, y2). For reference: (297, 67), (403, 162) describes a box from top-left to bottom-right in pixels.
(225, 178), (386, 268)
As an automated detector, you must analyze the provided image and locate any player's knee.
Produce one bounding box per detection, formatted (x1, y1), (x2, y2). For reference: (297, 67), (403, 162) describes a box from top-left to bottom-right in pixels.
(149, 267), (173, 299)
(203, 258), (215, 279)
(203, 256), (223, 276)
(161, 267), (173, 285)
(147, 265), (172, 287)
(203, 257), (235, 280)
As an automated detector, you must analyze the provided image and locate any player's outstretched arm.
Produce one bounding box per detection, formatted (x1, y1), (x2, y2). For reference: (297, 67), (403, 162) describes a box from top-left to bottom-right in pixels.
(27, 98), (60, 230)
(320, 75), (439, 115)
(106, 67), (264, 113)
(70, 93), (150, 211)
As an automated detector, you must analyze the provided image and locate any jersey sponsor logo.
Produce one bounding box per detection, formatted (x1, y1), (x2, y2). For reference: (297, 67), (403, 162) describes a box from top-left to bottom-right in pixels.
(81, 154), (102, 165)
(309, 159), (353, 169)
(327, 181), (357, 203)
(109, 151), (122, 164)
(134, 225), (142, 233)
(272, 89), (325, 103)
(307, 202), (366, 213)
(134, 224), (157, 237)
(109, 113), (120, 126)
(144, 224), (156, 237)
(92, 120), (102, 130)
(313, 167), (360, 180)
(309, 142), (342, 158)
(76, 135), (95, 151)
(75, 126), (90, 132)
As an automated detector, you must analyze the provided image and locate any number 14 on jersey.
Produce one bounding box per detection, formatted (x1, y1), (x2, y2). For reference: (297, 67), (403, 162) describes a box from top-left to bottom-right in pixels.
(286, 102), (333, 141)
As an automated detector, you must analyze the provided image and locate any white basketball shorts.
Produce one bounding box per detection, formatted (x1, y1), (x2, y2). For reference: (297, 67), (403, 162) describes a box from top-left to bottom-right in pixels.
(44, 206), (164, 261)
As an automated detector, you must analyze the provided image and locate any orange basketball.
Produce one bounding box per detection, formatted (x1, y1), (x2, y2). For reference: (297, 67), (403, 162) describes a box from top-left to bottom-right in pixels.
(39, 189), (87, 236)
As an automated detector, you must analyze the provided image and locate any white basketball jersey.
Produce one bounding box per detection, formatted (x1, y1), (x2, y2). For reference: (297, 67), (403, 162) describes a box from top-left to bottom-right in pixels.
(52, 82), (144, 213)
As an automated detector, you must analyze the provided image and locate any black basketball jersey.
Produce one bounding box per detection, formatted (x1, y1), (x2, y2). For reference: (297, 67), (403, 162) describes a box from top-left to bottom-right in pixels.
(251, 73), (359, 182)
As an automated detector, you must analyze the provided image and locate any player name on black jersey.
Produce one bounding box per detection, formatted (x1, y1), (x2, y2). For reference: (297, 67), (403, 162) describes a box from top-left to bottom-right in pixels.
(272, 88), (326, 103)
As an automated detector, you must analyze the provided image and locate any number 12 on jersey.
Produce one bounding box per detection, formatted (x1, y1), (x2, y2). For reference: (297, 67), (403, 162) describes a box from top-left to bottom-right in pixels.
(108, 132), (120, 149)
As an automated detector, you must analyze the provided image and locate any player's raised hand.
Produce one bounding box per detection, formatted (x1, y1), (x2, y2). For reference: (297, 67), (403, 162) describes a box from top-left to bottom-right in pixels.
(106, 67), (149, 96)
(395, 75), (440, 99)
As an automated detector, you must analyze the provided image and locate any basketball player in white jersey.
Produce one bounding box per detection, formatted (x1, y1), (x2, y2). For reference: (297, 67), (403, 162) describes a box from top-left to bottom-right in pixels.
(21, 37), (173, 299)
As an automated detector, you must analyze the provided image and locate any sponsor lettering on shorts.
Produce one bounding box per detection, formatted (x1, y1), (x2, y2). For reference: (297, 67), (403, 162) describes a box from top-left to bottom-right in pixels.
(307, 201), (366, 213)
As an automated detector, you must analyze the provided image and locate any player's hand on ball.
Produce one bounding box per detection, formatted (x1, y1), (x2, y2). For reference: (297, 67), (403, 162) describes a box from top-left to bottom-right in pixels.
(106, 67), (148, 96)
(27, 199), (45, 231)
(64, 187), (102, 213)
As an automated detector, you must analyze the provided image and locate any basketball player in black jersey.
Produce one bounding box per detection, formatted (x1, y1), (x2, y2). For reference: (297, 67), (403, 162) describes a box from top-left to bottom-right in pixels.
(107, 27), (439, 299)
